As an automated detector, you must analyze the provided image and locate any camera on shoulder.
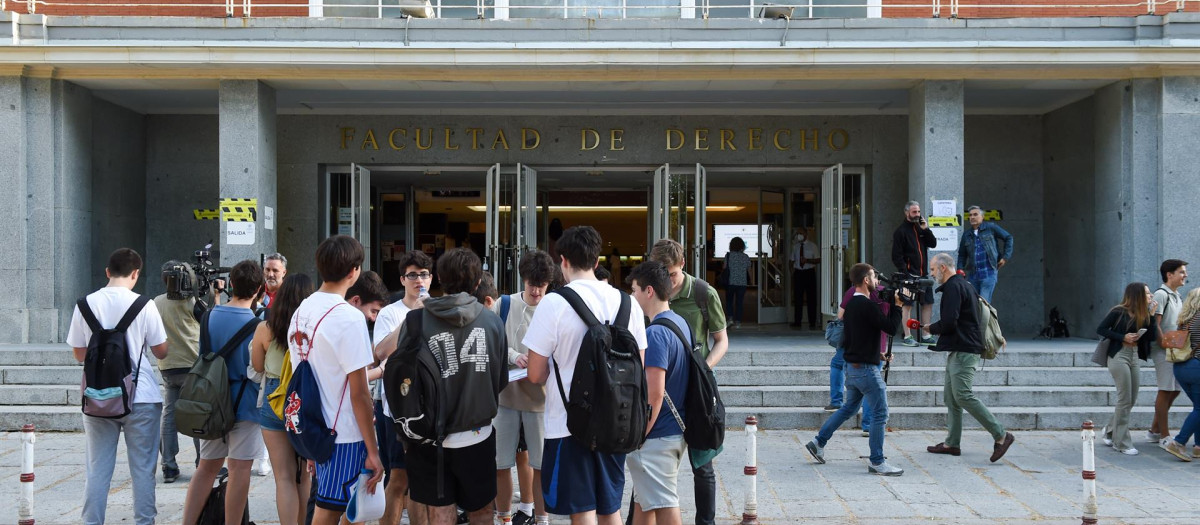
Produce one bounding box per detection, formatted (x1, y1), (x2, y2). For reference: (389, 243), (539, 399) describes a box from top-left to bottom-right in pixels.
(878, 272), (935, 303)
(162, 243), (231, 317)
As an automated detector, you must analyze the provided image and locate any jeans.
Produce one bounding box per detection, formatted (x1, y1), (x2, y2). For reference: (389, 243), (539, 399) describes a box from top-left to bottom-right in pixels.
(160, 371), (199, 472)
(817, 364), (889, 465)
(1105, 346), (1140, 451)
(725, 285), (747, 324)
(692, 458), (716, 525)
(1173, 358), (1200, 446)
(969, 273), (998, 303)
(829, 348), (873, 430)
(83, 402), (162, 525)
(944, 352), (1006, 447)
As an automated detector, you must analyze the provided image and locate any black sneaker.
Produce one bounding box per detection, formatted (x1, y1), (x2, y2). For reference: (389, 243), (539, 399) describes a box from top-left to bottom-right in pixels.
(512, 510), (533, 525)
(162, 469), (180, 484)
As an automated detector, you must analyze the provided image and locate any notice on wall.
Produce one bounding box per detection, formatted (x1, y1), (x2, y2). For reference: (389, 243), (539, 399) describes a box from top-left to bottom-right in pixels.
(227, 222), (255, 246)
(264, 206), (275, 230)
(930, 227), (957, 250)
(931, 199), (957, 218)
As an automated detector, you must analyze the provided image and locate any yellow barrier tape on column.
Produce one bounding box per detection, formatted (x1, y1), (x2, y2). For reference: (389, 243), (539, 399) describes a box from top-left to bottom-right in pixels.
(220, 198), (258, 209)
(193, 209), (221, 220)
(222, 206), (258, 222)
(928, 216), (961, 227)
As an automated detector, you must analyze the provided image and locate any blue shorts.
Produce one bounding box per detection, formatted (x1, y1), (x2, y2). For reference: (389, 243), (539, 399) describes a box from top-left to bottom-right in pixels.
(258, 377), (285, 432)
(542, 437), (626, 516)
(373, 400), (405, 469)
(315, 441), (367, 512)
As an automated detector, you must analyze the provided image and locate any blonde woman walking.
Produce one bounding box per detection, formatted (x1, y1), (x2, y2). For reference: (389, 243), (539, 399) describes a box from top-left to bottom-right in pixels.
(1096, 282), (1159, 455)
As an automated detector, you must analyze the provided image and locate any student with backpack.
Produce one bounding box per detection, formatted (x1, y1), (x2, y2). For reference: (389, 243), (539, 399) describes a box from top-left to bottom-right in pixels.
(250, 273), (315, 525)
(287, 235), (384, 525)
(648, 239), (727, 525)
(626, 261), (691, 525)
(492, 250), (556, 525)
(67, 248), (169, 525)
(524, 226), (649, 525)
(181, 260), (267, 525)
(384, 248), (508, 525)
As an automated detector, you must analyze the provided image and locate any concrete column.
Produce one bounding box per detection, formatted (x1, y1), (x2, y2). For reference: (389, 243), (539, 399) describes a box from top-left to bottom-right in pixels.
(1093, 80), (1162, 305)
(1159, 76), (1200, 274)
(0, 76), (93, 343)
(908, 80), (964, 259)
(218, 80), (277, 267)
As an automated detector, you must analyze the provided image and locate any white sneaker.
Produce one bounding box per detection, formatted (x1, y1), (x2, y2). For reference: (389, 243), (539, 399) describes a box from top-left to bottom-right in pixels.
(805, 440), (825, 464)
(400, 509), (410, 525)
(1118, 447), (1139, 456)
(1100, 426), (1113, 447)
(1146, 431), (1164, 443)
(869, 462), (904, 476)
(255, 458), (272, 477)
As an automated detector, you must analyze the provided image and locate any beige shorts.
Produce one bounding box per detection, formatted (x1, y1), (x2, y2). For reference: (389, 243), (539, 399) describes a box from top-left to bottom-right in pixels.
(627, 435), (687, 511)
(199, 420), (264, 461)
(1151, 347), (1181, 392)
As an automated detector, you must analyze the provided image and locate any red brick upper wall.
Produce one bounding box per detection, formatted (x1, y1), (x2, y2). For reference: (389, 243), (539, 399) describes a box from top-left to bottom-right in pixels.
(3, 0), (1198, 18)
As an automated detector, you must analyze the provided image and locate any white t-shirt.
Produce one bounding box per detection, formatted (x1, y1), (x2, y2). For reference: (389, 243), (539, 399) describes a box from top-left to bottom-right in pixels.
(372, 300), (415, 418)
(288, 291), (374, 444)
(522, 280), (648, 439)
(66, 286), (168, 405)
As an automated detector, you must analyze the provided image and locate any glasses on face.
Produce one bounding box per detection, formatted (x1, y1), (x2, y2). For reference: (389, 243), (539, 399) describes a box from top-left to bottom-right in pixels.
(404, 272), (432, 281)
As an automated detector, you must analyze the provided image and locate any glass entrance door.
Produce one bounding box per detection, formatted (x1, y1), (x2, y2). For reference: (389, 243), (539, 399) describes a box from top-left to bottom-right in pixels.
(820, 164), (845, 316)
(486, 164), (538, 294)
(649, 163), (707, 275)
(757, 189), (787, 324)
(349, 163), (373, 271)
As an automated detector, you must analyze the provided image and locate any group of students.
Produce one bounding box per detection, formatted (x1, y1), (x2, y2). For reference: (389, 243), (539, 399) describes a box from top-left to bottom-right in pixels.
(67, 225), (731, 525)
(1097, 259), (1200, 462)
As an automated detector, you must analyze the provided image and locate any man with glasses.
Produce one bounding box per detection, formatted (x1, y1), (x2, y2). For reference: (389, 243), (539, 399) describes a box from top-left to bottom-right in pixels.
(372, 250), (434, 525)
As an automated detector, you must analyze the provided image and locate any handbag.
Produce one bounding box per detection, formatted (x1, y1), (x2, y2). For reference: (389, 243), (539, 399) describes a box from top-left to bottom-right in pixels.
(1164, 324), (1193, 363)
(1090, 338), (1110, 367)
(717, 267), (730, 288)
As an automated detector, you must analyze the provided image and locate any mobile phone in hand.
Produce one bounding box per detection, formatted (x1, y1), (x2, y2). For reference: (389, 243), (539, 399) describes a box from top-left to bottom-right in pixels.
(1135, 328), (1148, 340)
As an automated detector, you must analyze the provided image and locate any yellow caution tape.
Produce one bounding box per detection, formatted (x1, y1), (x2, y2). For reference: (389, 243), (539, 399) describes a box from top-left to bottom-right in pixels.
(193, 209), (221, 220)
(927, 216), (961, 227)
(961, 209), (1004, 222)
(222, 206), (258, 222)
(220, 198), (258, 208)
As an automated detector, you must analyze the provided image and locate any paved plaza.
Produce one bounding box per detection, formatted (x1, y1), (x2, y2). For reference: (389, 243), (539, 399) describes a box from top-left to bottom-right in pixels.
(1, 428), (1196, 524)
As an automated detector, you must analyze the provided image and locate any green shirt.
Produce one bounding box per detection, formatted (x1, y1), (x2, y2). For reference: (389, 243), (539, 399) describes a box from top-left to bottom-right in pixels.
(667, 272), (727, 358)
(153, 294), (200, 372)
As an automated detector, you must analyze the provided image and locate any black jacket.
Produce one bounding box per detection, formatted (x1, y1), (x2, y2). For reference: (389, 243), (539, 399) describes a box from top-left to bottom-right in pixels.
(397, 292), (508, 435)
(843, 294), (902, 365)
(891, 220), (938, 276)
(1096, 307), (1158, 361)
(928, 274), (984, 354)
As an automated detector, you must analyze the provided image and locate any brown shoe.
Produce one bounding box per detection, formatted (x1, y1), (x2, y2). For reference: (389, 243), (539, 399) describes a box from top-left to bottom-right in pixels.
(927, 443), (961, 456)
(990, 432), (1015, 463)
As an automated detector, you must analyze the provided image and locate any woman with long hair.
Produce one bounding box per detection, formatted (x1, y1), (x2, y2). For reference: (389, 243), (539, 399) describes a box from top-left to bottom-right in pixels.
(724, 236), (752, 328)
(1096, 282), (1159, 455)
(250, 274), (314, 525)
(1163, 288), (1200, 461)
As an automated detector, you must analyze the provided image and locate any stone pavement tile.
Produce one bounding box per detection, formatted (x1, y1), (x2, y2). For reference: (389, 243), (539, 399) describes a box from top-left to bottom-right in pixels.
(976, 467), (1079, 518)
(842, 498), (914, 518)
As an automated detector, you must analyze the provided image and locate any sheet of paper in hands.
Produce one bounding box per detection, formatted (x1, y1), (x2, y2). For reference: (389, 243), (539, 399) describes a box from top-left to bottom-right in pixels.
(509, 368), (529, 382)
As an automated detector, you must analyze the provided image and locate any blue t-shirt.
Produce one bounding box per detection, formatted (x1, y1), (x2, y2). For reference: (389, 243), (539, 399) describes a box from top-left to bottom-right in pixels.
(645, 310), (691, 439)
(204, 305), (260, 423)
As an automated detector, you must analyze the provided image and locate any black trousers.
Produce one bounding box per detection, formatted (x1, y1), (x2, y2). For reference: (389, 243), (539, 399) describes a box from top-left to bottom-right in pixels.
(793, 268), (818, 326)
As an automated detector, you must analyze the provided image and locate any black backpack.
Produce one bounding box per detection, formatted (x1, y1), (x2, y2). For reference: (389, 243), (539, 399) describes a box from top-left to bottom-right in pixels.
(77, 295), (150, 419)
(196, 470), (251, 525)
(551, 287), (649, 454)
(651, 317), (726, 451)
(384, 310), (444, 446)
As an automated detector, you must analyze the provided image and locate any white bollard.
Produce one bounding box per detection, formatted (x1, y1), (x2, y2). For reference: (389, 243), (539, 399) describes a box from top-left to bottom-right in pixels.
(740, 416), (759, 525)
(1081, 420), (1098, 525)
(19, 423), (36, 525)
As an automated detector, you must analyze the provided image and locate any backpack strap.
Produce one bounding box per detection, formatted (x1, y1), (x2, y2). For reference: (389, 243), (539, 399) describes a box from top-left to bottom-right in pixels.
(553, 287), (603, 327)
(297, 303), (345, 360)
(116, 296), (151, 333)
(76, 298), (102, 333)
(693, 278), (710, 341)
(500, 294), (511, 323)
(215, 318), (262, 360)
(651, 317), (694, 353)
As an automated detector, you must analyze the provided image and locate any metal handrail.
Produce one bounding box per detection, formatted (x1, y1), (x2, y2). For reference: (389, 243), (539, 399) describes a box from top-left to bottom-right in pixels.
(3, 0), (1192, 19)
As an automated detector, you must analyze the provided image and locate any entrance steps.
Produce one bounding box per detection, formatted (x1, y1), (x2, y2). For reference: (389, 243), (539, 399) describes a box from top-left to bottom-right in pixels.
(718, 331), (1193, 430)
(0, 335), (1193, 432)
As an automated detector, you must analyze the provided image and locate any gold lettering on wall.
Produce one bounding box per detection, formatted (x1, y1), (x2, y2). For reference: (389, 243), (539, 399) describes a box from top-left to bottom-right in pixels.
(492, 129), (510, 150)
(665, 129), (684, 151)
(388, 128), (406, 150)
(748, 128), (763, 151)
(340, 127), (355, 150)
(444, 128), (460, 150)
(719, 129), (736, 151)
(694, 129), (710, 151)
(610, 129), (625, 151)
(361, 129), (379, 150)
(415, 128), (433, 150)
(467, 128), (484, 150)
(522, 128), (541, 150)
(773, 129), (791, 151)
(581, 128), (600, 151)
(828, 128), (850, 151)
(799, 129), (819, 151)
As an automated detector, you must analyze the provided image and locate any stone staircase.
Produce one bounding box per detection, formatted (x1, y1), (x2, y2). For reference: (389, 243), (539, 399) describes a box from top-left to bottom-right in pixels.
(0, 333), (1193, 432)
(720, 331), (1193, 430)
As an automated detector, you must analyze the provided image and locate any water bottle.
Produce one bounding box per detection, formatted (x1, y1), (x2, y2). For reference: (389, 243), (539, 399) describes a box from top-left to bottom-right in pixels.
(419, 286), (430, 299)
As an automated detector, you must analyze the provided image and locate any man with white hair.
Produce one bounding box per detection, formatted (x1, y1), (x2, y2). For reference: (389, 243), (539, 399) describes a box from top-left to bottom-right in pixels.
(262, 253), (288, 309)
(921, 253), (1014, 462)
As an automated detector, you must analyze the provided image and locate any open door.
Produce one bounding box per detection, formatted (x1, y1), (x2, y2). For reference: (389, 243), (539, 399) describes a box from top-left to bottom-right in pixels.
(820, 163), (845, 316)
(757, 189), (787, 324)
(648, 163), (707, 276)
(350, 163), (373, 271)
(486, 164), (538, 294)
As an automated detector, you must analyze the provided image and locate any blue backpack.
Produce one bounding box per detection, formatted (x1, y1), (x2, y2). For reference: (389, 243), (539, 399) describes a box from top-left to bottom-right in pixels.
(284, 303), (347, 463)
(499, 294), (511, 323)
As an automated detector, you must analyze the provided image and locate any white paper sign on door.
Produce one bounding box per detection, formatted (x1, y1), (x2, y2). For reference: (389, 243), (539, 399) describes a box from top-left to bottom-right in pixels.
(931, 199), (957, 218)
(930, 227), (957, 250)
(227, 222), (255, 246)
(264, 206), (275, 230)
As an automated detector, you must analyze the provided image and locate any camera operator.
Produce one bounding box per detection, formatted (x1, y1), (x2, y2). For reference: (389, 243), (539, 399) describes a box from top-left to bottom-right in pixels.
(805, 263), (905, 476)
(891, 200), (937, 347)
(921, 253), (1015, 462)
(153, 260), (204, 484)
